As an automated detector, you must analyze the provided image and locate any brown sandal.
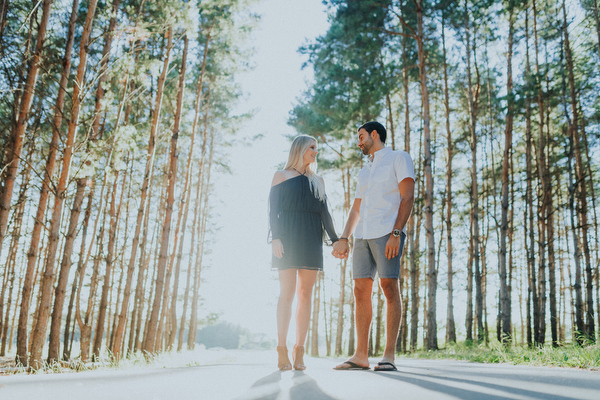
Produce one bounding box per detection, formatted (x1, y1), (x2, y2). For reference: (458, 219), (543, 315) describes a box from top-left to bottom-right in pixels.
(292, 345), (306, 370)
(277, 346), (292, 370)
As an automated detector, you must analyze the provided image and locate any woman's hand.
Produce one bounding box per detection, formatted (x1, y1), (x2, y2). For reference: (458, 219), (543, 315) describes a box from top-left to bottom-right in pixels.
(272, 239), (284, 258)
(332, 240), (349, 259)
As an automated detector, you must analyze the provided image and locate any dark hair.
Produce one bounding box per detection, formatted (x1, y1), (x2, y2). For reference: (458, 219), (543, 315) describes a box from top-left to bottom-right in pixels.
(358, 121), (387, 143)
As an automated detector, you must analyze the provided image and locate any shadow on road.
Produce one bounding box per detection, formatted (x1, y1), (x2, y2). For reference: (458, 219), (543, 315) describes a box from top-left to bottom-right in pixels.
(289, 371), (338, 400)
(241, 370), (340, 400)
(405, 363), (599, 388)
(376, 370), (580, 400)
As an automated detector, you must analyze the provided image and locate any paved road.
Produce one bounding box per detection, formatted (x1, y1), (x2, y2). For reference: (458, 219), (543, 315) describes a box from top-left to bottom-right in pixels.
(1, 350), (599, 399)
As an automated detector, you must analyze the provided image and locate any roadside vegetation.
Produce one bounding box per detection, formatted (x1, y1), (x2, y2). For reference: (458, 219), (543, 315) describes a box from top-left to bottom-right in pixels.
(401, 342), (600, 370)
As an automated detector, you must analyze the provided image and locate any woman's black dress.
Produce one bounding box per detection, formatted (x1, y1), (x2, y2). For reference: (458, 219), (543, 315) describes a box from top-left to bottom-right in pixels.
(269, 175), (338, 270)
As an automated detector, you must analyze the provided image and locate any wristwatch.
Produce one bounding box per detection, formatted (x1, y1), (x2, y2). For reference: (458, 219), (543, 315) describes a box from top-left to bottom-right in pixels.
(392, 229), (401, 238)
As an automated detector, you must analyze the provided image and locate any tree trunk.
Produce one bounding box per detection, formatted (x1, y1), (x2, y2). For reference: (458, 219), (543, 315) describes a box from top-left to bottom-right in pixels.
(13, 0), (60, 365)
(129, 173), (156, 354)
(77, 185), (110, 363)
(400, 5), (414, 352)
(566, 134), (584, 342)
(0, 0), (52, 262)
(546, 126), (558, 347)
(187, 92), (212, 349)
(92, 173), (120, 360)
(189, 130), (214, 349)
(464, 0), (483, 344)
(143, 28), (180, 355)
(1, 263), (18, 356)
(532, 0), (548, 347)
(28, 0), (99, 369)
(335, 168), (350, 355)
(0, 0), (9, 46)
(325, 284), (332, 356)
(415, 0), (436, 351)
(562, 0), (595, 343)
(410, 173), (422, 350)
(441, 14), (455, 345)
(0, 140), (32, 355)
(47, 178), (88, 363)
(498, 4), (514, 345)
(508, 139), (515, 343)
(177, 158), (203, 351)
(91, 0), (122, 140)
(374, 284), (383, 355)
(63, 182), (94, 360)
(580, 118), (600, 344)
(590, 0), (600, 56)
(158, 35), (189, 351)
(108, 165), (129, 350)
(524, 6), (537, 348)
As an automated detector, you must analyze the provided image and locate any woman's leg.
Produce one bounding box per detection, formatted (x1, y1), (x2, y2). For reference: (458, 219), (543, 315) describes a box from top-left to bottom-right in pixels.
(294, 269), (318, 347)
(277, 269), (297, 347)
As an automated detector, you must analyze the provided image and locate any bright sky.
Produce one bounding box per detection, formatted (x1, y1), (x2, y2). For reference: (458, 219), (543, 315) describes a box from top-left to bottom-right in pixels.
(200, 0), (330, 339)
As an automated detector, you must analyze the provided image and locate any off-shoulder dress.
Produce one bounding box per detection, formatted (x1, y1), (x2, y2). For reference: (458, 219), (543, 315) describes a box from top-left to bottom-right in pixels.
(269, 174), (338, 270)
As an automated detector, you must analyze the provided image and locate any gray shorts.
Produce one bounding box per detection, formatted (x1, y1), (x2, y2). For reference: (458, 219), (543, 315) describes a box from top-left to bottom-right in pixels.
(352, 233), (406, 280)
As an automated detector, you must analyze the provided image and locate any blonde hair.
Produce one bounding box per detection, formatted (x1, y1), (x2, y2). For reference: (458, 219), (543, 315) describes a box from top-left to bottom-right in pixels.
(284, 135), (326, 201)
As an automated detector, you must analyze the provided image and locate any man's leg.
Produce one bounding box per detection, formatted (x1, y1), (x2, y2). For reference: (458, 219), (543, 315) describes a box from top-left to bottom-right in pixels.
(335, 238), (374, 369)
(334, 277), (373, 368)
(379, 277), (402, 363)
(353, 278), (375, 361)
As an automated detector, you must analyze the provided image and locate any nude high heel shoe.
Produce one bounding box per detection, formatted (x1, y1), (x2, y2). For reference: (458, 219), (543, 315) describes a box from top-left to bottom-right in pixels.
(277, 346), (292, 370)
(292, 345), (306, 370)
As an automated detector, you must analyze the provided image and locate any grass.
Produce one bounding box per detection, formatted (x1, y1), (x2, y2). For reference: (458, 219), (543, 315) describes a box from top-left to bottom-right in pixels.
(0, 348), (200, 375)
(400, 341), (600, 369)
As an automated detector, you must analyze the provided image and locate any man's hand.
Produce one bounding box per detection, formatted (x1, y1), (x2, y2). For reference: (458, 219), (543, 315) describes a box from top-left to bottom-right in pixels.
(272, 239), (284, 258)
(332, 240), (350, 259)
(385, 235), (401, 259)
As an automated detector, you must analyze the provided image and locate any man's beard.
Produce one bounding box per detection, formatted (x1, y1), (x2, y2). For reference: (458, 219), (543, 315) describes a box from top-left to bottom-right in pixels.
(361, 141), (372, 155)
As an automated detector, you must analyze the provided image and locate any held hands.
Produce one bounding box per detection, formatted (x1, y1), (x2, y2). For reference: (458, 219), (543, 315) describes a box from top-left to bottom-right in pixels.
(272, 239), (284, 259)
(332, 240), (349, 259)
(385, 235), (401, 259)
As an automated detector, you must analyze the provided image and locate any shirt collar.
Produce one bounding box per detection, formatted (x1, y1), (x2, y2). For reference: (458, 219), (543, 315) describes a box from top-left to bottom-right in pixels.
(369, 146), (391, 163)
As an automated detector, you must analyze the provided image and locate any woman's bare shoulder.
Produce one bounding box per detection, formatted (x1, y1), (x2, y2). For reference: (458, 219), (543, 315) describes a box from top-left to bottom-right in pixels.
(271, 170), (292, 187)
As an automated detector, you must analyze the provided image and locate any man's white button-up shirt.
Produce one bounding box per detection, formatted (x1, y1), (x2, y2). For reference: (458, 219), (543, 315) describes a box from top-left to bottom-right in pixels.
(354, 147), (415, 240)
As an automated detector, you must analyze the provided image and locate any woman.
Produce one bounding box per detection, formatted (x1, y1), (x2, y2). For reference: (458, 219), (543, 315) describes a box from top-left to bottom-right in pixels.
(269, 135), (339, 370)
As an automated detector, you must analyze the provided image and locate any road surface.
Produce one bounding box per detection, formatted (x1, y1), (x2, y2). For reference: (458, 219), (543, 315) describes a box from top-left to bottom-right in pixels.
(1, 349), (599, 399)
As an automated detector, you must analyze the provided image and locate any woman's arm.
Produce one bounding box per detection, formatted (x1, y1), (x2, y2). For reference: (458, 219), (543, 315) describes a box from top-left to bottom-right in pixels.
(332, 198), (361, 259)
(321, 199), (339, 243)
(269, 172), (285, 258)
(317, 176), (339, 243)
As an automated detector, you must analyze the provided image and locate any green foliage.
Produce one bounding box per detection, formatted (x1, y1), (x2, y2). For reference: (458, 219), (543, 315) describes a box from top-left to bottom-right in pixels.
(291, 0), (394, 139)
(403, 341), (600, 369)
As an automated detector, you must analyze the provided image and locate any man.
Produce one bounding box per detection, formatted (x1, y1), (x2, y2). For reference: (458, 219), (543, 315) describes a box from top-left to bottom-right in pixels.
(332, 121), (415, 371)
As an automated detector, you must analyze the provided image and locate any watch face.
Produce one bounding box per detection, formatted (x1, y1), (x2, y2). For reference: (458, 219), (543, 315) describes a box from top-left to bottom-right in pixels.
(392, 229), (401, 237)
